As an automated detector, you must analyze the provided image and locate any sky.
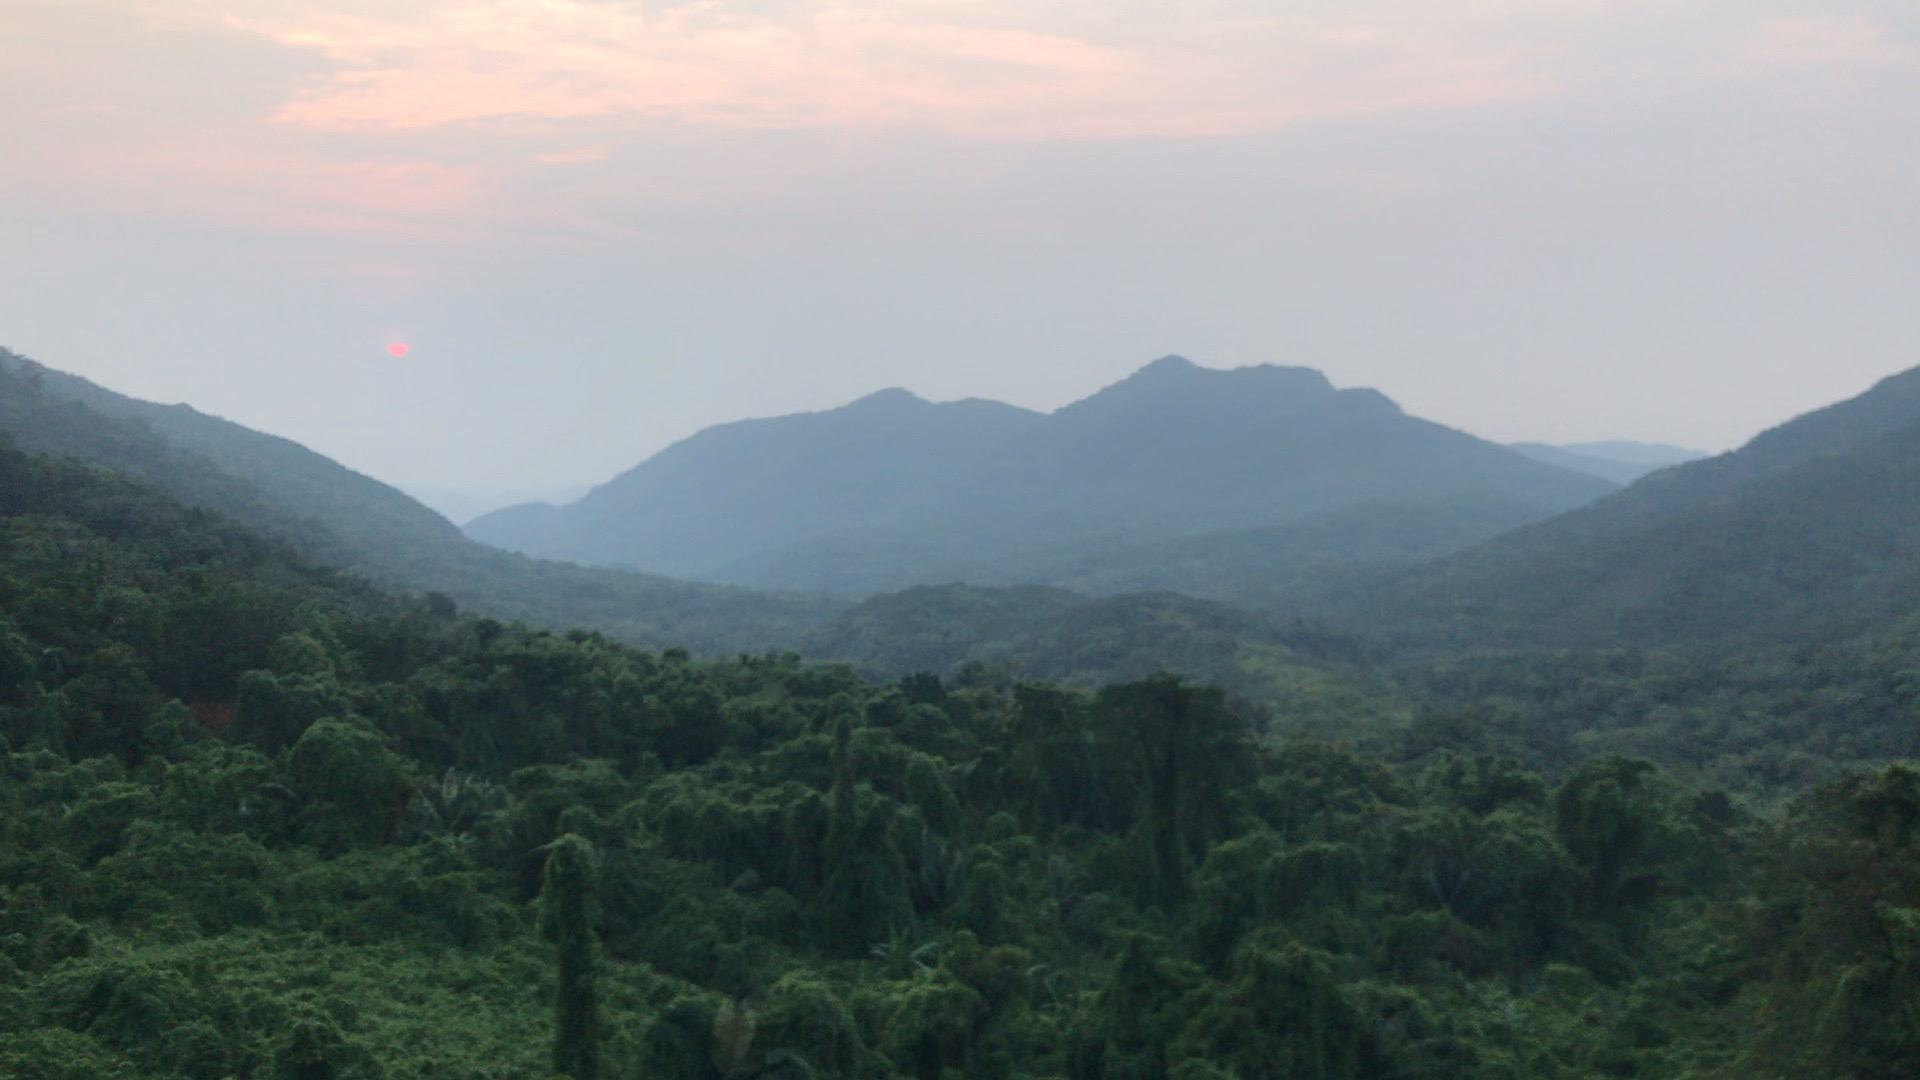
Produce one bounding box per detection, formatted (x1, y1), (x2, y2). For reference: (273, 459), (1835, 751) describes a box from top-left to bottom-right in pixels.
(3, 0), (1918, 519)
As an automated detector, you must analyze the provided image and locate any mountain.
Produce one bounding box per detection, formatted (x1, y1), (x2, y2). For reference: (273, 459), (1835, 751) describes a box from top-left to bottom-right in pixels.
(1511, 440), (1707, 485)
(1323, 364), (1920, 649)
(470, 356), (1617, 594)
(14, 406), (1902, 1080)
(0, 428), (383, 730)
(469, 387), (1044, 575)
(1038, 494), (1557, 606)
(400, 483), (595, 525)
(1563, 440), (1712, 466)
(0, 347), (1399, 741)
(0, 349), (847, 652)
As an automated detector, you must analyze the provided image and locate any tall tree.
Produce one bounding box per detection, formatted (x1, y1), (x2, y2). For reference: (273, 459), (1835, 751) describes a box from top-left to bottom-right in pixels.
(541, 833), (601, 1080)
(820, 712), (910, 954)
(1099, 674), (1253, 908)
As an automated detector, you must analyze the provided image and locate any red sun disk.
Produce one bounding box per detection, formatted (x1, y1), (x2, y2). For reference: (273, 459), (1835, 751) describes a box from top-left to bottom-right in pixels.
(387, 342), (409, 357)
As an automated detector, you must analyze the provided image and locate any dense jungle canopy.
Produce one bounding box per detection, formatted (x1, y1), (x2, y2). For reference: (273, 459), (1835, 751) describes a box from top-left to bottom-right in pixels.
(3, 434), (1919, 1080)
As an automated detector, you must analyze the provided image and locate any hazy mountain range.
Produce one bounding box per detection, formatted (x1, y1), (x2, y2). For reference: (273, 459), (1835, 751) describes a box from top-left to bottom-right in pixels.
(1509, 440), (1705, 485)
(11, 341), (1920, 689)
(466, 356), (1619, 594)
(405, 483), (595, 526)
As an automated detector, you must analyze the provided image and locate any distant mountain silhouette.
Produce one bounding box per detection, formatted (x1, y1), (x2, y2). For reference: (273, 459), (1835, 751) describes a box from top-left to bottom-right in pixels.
(1511, 441), (1706, 485)
(0, 349), (846, 652)
(1320, 365), (1920, 648)
(469, 356), (1617, 594)
(470, 387), (1043, 575)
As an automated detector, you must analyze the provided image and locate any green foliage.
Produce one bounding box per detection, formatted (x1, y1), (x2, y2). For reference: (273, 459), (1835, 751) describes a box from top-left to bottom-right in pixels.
(756, 970), (861, 1075)
(542, 833), (601, 1080)
(1553, 757), (1692, 918)
(0, 349), (848, 654)
(803, 584), (1403, 737)
(1098, 675), (1254, 908)
(1309, 365), (1920, 652)
(1171, 933), (1364, 1080)
(3, 425), (1918, 1080)
(287, 717), (415, 851)
(1738, 764), (1920, 1077)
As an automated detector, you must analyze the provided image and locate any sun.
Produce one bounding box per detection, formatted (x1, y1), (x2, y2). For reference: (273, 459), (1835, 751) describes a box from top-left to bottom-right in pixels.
(387, 342), (410, 358)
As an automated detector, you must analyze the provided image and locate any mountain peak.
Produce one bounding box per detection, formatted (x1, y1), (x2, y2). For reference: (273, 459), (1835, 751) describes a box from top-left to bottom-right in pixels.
(1118, 357), (1337, 394)
(1136, 355), (1199, 376)
(843, 387), (926, 412)
(1066, 358), (1344, 423)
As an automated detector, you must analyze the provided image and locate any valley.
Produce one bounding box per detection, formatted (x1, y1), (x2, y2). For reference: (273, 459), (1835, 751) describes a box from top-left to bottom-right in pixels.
(4, 346), (1919, 1079)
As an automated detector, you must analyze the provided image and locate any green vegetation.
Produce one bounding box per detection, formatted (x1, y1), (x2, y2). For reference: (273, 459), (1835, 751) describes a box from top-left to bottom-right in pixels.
(543, 834), (602, 1080)
(4, 433), (1919, 1078)
(1042, 496), (1554, 605)
(800, 584), (1401, 738)
(0, 350), (848, 654)
(1312, 366), (1920, 651)
(1384, 637), (1920, 804)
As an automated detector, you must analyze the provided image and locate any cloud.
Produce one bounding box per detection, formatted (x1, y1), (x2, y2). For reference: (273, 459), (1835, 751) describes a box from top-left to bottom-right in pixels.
(20, 0), (1911, 242)
(212, 0), (1554, 139)
(535, 144), (611, 165)
(1741, 14), (1917, 68)
(39, 136), (488, 236)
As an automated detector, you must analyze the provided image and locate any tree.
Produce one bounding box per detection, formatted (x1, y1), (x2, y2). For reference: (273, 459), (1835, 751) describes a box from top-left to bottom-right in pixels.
(0, 616), (32, 706)
(1551, 755), (1692, 918)
(541, 833), (600, 1080)
(819, 714), (910, 954)
(1098, 675), (1253, 908)
(1742, 764), (1920, 1076)
(285, 717), (413, 851)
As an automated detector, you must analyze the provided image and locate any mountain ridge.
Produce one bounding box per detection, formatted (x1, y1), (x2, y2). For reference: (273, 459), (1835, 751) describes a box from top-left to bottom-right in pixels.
(469, 355), (1618, 594)
(1309, 362), (1920, 649)
(1510, 441), (1706, 485)
(0, 347), (848, 652)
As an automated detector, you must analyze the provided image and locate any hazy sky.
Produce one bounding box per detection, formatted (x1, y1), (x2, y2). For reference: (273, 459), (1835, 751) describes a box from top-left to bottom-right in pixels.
(4, 0), (1918, 515)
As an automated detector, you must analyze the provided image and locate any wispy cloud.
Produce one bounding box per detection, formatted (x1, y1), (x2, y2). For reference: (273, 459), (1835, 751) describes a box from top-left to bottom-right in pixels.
(1741, 13), (1917, 67)
(11, 0), (1914, 240)
(208, 0), (1552, 139)
(29, 134), (489, 237)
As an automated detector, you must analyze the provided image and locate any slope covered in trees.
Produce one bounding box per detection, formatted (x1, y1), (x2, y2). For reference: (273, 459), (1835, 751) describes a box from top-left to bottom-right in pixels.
(800, 583), (1399, 736)
(1312, 364), (1920, 649)
(0, 349), (1424, 727)
(0, 350), (848, 652)
(3, 434), (1918, 1079)
(468, 357), (1615, 594)
(0, 351), (1403, 707)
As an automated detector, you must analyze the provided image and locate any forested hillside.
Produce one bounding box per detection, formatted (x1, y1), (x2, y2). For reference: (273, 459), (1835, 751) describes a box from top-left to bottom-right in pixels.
(469, 357), (1614, 594)
(800, 584), (1399, 736)
(1313, 364), (1920, 649)
(0, 351), (1403, 707)
(0, 350), (848, 652)
(1036, 496), (1552, 606)
(0, 351), (1409, 712)
(3, 434), (1918, 1079)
